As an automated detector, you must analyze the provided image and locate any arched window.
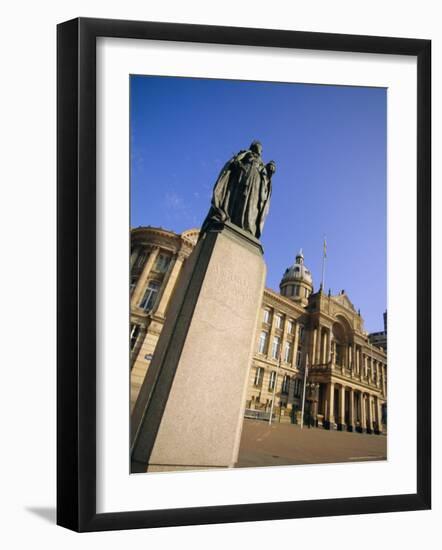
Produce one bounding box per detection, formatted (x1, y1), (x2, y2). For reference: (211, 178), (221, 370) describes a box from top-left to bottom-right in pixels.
(139, 280), (160, 311)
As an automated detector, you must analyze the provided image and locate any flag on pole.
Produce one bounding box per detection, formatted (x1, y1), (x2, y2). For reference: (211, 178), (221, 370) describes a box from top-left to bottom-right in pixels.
(321, 236), (327, 292)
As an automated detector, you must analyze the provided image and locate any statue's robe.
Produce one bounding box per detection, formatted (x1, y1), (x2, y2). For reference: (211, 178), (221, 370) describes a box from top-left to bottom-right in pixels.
(200, 146), (274, 240)
(230, 152), (266, 236)
(256, 167), (272, 239)
(200, 150), (248, 235)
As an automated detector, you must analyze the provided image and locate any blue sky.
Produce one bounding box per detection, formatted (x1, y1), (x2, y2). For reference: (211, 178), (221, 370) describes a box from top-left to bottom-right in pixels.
(130, 75), (386, 333)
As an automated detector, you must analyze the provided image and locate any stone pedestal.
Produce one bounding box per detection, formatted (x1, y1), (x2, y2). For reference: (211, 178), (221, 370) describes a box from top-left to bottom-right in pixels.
(131, 221), (266, 472)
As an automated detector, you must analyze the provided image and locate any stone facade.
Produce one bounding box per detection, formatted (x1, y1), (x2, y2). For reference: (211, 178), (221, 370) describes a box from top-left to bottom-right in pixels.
(130, 226), (387, 434)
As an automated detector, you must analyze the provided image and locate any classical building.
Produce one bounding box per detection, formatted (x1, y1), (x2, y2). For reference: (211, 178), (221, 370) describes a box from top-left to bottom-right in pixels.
(130, 226), (387, 434)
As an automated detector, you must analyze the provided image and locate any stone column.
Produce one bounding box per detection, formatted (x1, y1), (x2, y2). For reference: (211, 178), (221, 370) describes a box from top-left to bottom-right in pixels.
(353, 344), (358, 374)
(154, 252), (186, 318)
(312, 387), (319, 425)
(316, 326), (324, 364)
(321, 330), (327, 364)
(287, 376), (294, 408)
(131, 247), (160, 308)
(338, 385), (346, 431)
(348, 388), (355, 431)
(360, 392), (367, 433)
(331, 339), (336, 369)
(375, 395), (383, 434)
(267, 309), (278, 361)
(131, 222), (266, 472)
(291, 321), (300, 369)
(311, 328), (317, 366)
(324, 329), (330, 364)
(326, 381), (335, 429)
(280, 317), (289, 365)
(367, 394), (374, 433)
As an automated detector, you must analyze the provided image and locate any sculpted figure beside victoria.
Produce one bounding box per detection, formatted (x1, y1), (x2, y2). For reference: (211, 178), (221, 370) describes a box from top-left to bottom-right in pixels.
(201, 140), (276, 240)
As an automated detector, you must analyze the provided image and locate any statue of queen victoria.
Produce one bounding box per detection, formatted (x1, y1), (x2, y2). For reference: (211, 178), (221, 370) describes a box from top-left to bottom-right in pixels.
(201, 140), (276, 240)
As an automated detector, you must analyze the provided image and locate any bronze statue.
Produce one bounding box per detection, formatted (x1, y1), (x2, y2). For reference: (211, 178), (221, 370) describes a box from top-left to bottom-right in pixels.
(200, 141), (275, 239)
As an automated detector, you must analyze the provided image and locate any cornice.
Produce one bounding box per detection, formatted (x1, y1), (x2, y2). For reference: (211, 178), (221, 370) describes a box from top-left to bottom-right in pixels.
(263, 288), (307, 317)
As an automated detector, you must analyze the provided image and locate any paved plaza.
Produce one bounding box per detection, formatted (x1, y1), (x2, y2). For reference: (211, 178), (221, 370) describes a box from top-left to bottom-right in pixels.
(236, 419), (387, 468)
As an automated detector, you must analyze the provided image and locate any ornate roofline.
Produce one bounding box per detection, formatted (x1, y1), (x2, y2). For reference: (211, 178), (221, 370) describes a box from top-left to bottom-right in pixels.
(263, 287), (307, 317)
(131, 225), (195, 255)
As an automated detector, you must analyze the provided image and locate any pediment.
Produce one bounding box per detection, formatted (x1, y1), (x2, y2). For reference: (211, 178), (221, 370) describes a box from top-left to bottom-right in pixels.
(333, 292), (356, 312)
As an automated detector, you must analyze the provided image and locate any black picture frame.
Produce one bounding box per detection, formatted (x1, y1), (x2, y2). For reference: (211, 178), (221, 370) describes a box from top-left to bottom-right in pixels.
(57, 17), (431, 532)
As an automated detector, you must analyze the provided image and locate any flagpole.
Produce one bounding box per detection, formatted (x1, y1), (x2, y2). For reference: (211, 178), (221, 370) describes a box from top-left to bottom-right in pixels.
(300, 353), (309, 429)
(321, 236), (327, 291)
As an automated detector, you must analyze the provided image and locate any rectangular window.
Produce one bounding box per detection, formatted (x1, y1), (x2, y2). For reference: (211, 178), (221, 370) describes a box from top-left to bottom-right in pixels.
(296, 348), (302, 368)
(154, 253), (171, 273)
(139, 280), (160, 311)
(287, 320), (294, 334)
(269, 370), (276, 390)
(299, 325), (305, 343)
(263, 309), (271, 324)
(130, 324), (140, 350)
(275, 314), (283, 329)
(282, 375), (290, 394)
(271, 336), (281, 360)
(254, 367), (263, 387)
(258, 331), (268, 354)
(130, 277), (137, 294)
(284, 341), (293, 363)
(136, 252), (147, 268)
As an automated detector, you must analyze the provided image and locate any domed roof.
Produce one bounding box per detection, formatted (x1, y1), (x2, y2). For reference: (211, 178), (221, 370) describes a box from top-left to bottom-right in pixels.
(281, 249), (313, 286)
